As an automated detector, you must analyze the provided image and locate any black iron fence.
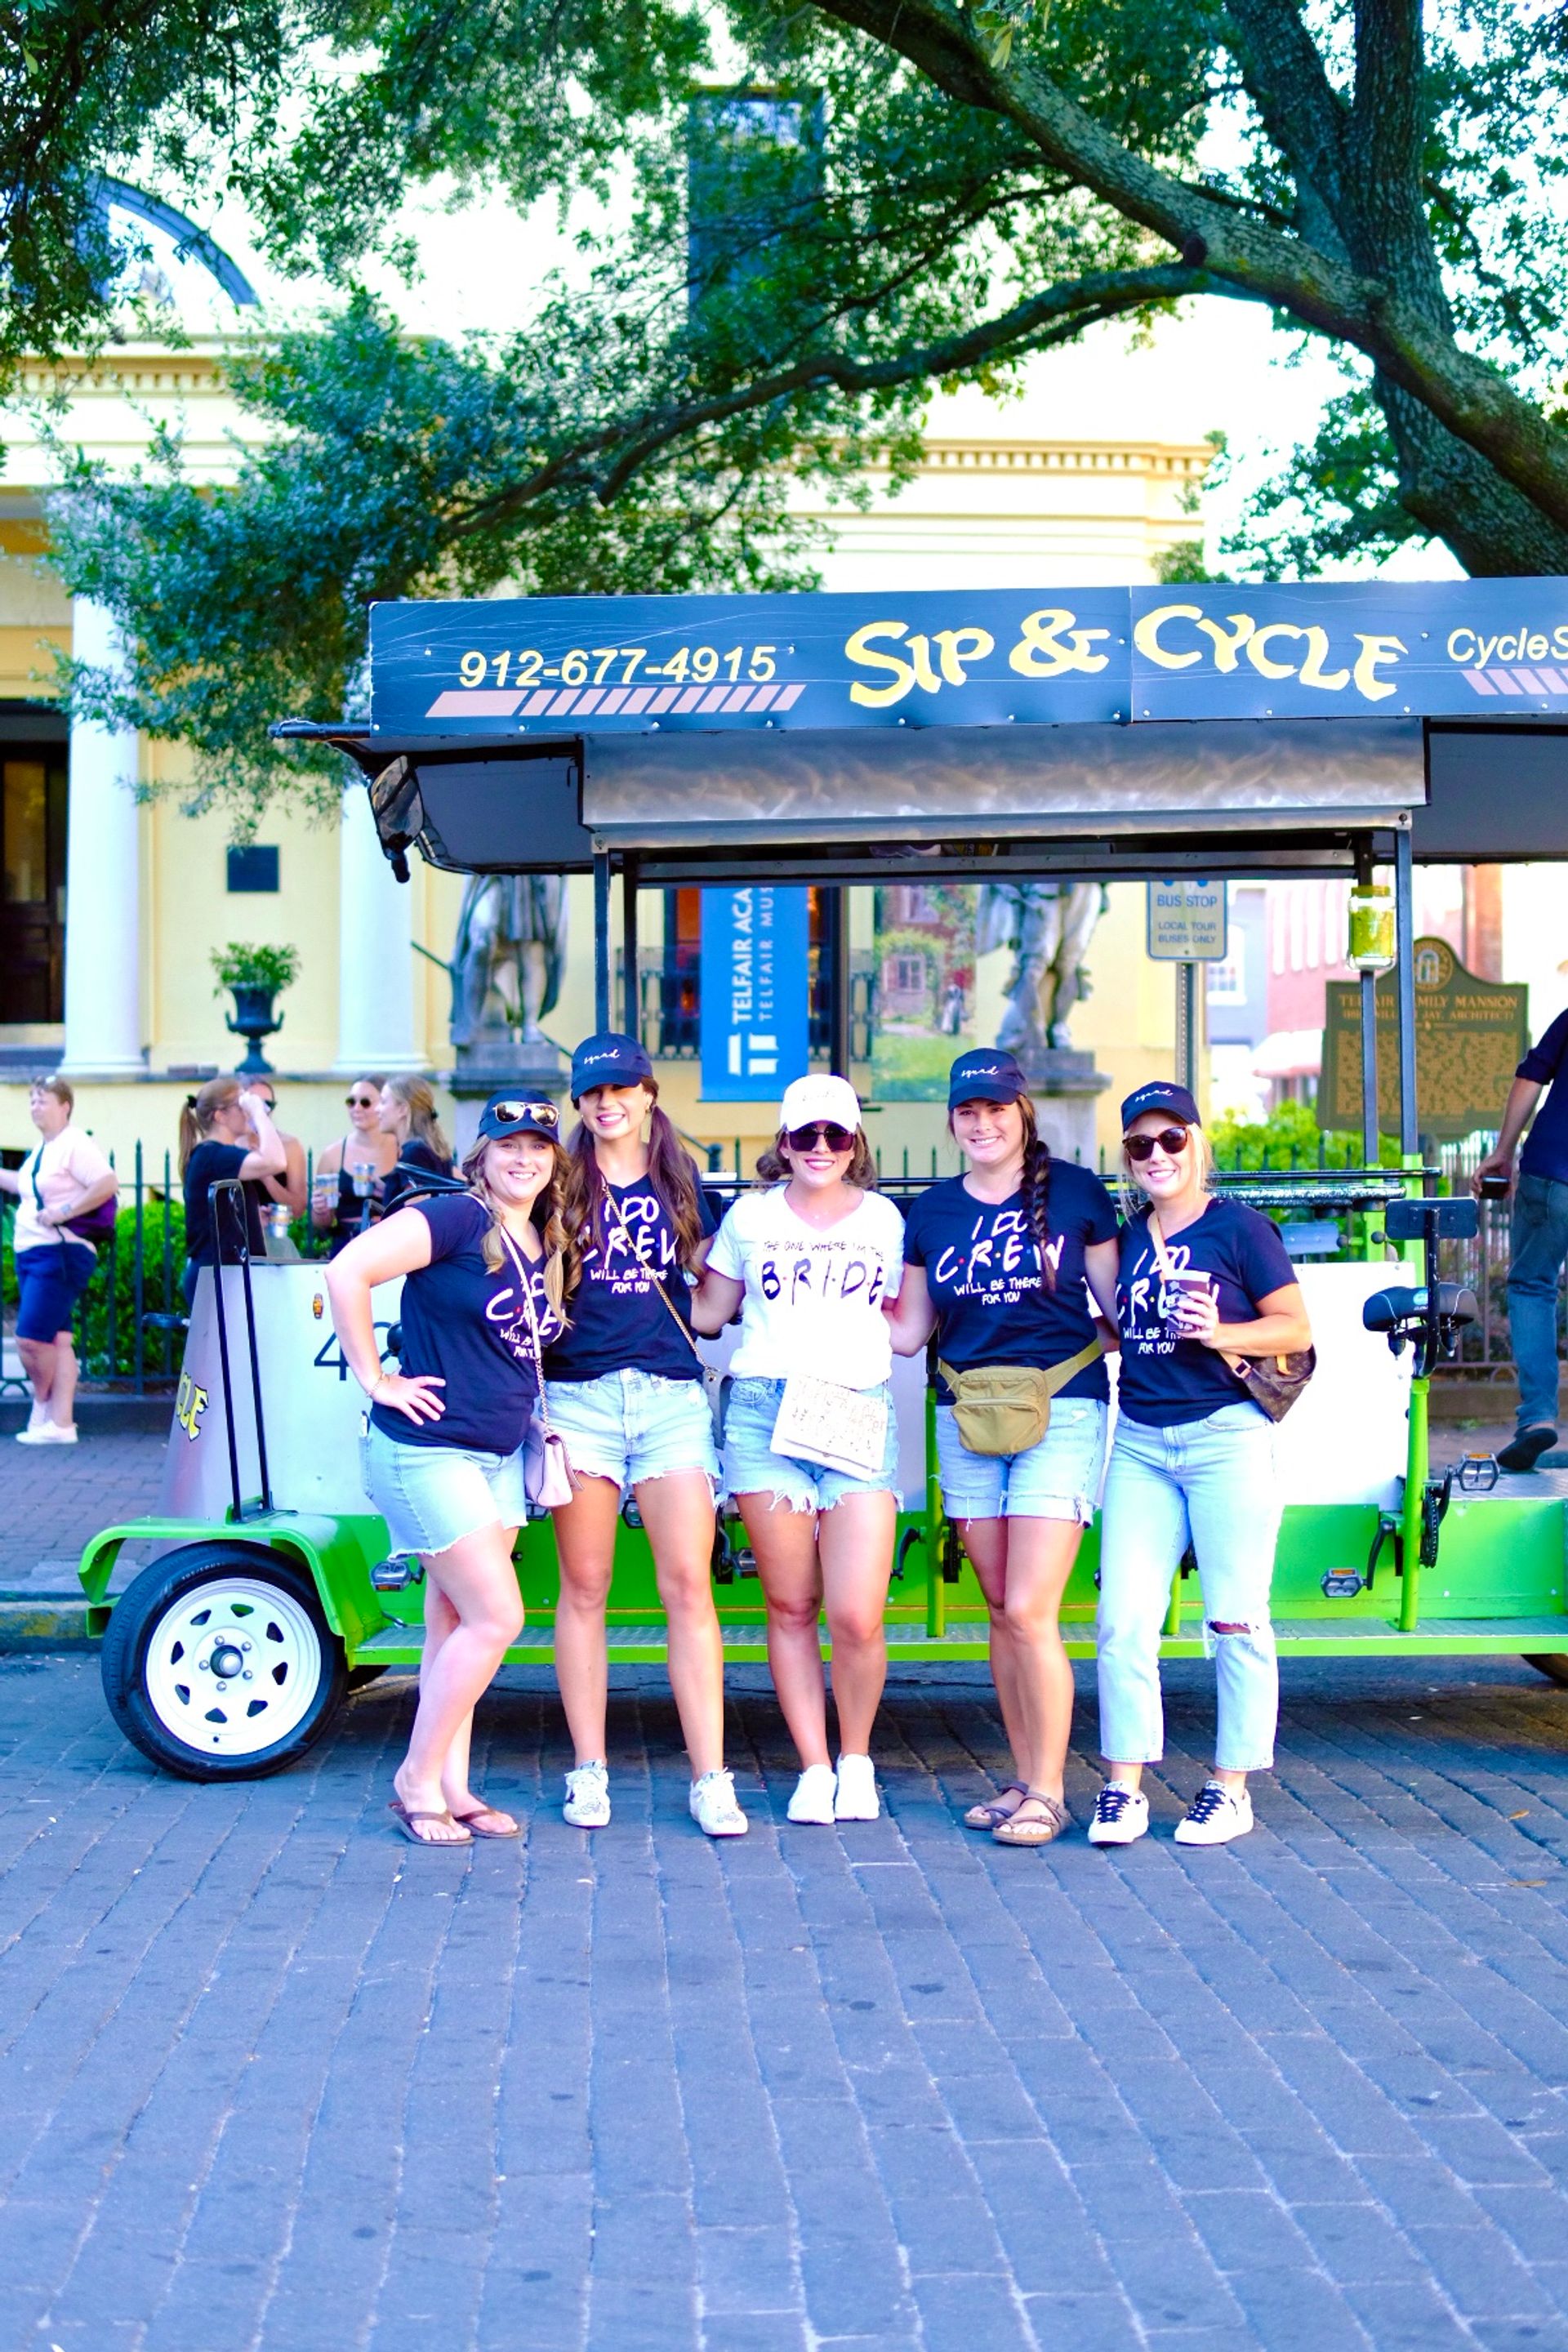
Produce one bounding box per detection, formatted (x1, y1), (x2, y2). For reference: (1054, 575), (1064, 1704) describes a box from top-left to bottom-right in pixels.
(628, 947), (875, 1063)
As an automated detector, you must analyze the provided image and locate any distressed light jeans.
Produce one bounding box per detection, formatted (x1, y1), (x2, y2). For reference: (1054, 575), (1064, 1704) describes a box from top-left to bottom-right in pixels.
(1096, 1402), (1282, 1774)
(1508, 1172), (1568, 1433)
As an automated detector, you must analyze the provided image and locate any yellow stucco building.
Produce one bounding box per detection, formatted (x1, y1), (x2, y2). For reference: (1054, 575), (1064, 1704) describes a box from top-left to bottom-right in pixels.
(0, 329), (1212, 1178)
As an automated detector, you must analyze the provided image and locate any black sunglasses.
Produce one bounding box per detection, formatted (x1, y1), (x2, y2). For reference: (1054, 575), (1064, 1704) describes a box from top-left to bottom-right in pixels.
(488, 1098), (559, 1130)
(345, 1092), (376, 1109)
(786, 1121), (856, 1153)
(1123, 1126), (1192, 1162)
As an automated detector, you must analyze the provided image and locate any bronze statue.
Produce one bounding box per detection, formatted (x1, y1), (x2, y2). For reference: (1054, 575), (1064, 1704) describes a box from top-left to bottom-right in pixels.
(978, 881), (1107, 1057)
(449, 874), (567, 1054)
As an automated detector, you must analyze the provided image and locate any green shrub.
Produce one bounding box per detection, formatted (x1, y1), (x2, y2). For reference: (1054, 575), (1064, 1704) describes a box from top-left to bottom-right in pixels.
(1209, 1100), (1402, 1172)
(77, 1196), (188, 1380)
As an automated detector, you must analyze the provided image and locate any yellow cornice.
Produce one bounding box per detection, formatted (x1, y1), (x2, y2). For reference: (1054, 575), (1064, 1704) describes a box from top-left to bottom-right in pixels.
(881, 437), (1216, 479)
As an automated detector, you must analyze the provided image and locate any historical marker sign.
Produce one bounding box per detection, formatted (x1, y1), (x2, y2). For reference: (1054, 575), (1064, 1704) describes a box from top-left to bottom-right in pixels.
(1319, 936), (1527, 1141)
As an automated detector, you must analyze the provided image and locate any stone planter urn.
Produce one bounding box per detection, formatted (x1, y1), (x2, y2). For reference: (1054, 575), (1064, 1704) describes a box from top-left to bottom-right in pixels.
(225, 984), (284, 1076)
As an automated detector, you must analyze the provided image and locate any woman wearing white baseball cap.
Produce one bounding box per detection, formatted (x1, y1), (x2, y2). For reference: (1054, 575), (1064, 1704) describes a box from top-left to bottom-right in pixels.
(693, 1075), (906, 1825)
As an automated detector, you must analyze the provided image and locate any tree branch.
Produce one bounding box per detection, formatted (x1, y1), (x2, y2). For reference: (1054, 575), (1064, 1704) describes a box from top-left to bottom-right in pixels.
(804, 0), (1568, 540)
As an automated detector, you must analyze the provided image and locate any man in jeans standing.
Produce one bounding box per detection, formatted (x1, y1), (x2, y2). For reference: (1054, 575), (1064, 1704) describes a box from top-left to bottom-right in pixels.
(1475, 1009), (1568, 1472)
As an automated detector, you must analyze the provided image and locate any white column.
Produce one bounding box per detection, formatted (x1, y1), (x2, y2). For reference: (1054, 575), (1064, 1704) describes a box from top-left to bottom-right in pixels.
(335, 782), (425, 1073)
(62, 597), (144, 1075)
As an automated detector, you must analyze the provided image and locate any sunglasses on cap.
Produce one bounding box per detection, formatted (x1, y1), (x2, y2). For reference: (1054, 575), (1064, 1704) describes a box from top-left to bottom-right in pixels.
(1123, 1126), (1191, 1162)
(488, 1098), (559, 1129)
(786, 1121), (856, 1153)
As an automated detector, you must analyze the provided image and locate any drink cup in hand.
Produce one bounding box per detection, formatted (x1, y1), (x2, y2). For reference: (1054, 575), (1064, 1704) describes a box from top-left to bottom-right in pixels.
(1165, 1270), (1214, 1333)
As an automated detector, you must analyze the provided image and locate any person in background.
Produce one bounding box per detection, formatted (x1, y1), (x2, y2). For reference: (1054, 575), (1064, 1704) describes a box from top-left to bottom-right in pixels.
(311, 1076), (398, 1252)
(378, 1076), (454, 1215)
(544, 1032), (746, 1840)
(178, 1078), (287, 1306)
(0, 1076), (118, 1445)
(239, 1075), (308, 1234)
(327, 1095), (571, 1847)
(888, 1049), (1120, 1846)
(693, 1076), (906, 1828)
(1091, 1084), (1311, 1851)
(1474, 1013), (1568, 1472)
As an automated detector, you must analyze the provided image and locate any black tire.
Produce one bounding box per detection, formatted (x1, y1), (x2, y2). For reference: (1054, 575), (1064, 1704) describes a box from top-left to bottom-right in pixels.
(100, 1543), (348, 1781)
(1524, 1654), (1568, 1687)
(346, 1665), (390, 1691)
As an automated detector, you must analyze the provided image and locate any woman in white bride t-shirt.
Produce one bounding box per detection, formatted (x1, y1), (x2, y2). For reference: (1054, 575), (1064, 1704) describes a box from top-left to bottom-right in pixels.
(693, 1075), (905, 1829)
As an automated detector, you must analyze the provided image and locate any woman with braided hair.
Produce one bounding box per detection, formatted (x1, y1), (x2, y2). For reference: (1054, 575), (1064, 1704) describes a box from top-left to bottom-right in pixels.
(888, 1049), (1119, 1846)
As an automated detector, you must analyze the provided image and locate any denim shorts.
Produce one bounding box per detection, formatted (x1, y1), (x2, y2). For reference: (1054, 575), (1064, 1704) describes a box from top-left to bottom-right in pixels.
(543, 1369), (719, 1497)
(15, 1241), (95, 1342)
(722, 1374), (899, 1515)
(936, 1395), (1108, 1524)
(361, 1419), (528, 1557)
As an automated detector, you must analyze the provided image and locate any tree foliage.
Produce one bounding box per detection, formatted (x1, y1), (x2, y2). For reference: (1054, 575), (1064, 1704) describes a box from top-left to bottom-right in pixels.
(11, 0), (1568, 818)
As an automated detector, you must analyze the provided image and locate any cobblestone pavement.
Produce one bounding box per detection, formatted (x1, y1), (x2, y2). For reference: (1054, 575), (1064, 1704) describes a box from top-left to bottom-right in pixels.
(0, 1431), (164, 1594)
(5, 1652), (1568, 2352)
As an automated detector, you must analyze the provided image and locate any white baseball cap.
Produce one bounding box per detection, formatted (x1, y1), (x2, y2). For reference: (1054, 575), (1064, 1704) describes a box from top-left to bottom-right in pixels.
(779, 1074), (862, 1134)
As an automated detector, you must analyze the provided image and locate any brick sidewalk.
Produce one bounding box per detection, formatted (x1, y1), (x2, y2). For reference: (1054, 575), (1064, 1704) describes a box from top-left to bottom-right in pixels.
(4, 1654), (1568, 2350)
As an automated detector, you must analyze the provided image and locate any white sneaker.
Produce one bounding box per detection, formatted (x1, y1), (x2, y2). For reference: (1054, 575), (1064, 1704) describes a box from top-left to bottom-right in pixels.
(786, 1764), (838, 1824)
(689, 1769), (749, 1838)
(833, 1753), (880, 1822)
(18, 1421), (76, 1445)
(1088, 1783), (1150, 1846)
(1174, 1781), (1254, 1846)
(563, 1761), (610, 1828)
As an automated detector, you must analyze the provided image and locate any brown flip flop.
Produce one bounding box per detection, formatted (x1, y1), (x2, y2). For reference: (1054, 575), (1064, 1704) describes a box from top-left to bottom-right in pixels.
(450, 1801), (519, 1839)
(964, 1780), (1027, 1829)
(388, 1799), (472, 1847)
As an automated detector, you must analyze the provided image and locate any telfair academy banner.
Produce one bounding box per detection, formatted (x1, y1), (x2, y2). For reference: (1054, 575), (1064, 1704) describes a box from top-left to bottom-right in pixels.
(369, 579), (1568, 736)
(699, 886), (810, 1104)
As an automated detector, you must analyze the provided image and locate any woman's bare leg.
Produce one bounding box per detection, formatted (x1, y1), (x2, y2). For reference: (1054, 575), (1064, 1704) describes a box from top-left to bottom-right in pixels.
(392, 1522), (523, 1839)
(956, 1517), (1027, 1794)
(996, 1519), (1085, 1806)
(637, 1471), (724, 1780)
(737, 1494), (830, 1769)
(817, 1491), (897, 1756)
(48, 1331), (78, 1428)
(550, 1476), (620, 1765)
(16, 1336), (54, 1411)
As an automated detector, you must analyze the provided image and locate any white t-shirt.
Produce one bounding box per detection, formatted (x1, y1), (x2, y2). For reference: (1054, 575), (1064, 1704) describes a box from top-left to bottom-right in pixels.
(13, 1125), (115, 1256)
(706, 1184), (906, 1388)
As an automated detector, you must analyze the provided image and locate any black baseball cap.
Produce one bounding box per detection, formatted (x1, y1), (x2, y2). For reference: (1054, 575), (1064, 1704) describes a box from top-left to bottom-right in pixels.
(947, 1049), (1028, 1110)
(571, 1031), (654, 1098)
(477, 1094), (561, 1142)
(1120, 1080), (1200, 1129)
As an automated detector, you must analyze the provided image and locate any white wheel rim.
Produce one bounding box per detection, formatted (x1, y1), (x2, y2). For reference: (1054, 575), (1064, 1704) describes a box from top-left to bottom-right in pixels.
(142, 1575), (324, 1758)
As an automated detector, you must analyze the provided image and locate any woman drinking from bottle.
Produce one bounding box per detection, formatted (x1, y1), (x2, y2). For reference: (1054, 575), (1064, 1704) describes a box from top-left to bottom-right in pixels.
(327, 1094), (570, 1848)
(889, 1049), (1120, 1846)
(693, 1076), (906, 1828)
(542, 1032), (746, 1839)
(1090, 1082), (1311, 1851)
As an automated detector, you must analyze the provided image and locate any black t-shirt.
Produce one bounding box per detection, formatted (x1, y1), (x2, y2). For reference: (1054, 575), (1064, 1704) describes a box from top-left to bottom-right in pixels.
(381, 1138), (454, 1217)
(902, 1165), (1119, 1403)
(544, 1170), (717, 1383)
(370, 1193), (563, 1455)
(184, 1142), (266, 1265)
(1519, 1009), (1568, 1183)
(1116, 1198), (1296, 1427)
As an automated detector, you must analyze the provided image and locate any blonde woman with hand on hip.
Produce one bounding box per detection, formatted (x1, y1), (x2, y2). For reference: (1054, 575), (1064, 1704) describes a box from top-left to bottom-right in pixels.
(693, 1076), (906, 1828)
(1090, 1083), (1311, 1852)
(327, 1094), (570, 1849)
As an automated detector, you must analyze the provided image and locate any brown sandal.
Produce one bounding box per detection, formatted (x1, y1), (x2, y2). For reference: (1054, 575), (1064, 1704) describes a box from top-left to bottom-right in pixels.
(450, 1800), (519, 1839)
(991, 1790), (1071, 1846)
(964, 1780), (1028, 1830)
(388, 1800), (472, 1847)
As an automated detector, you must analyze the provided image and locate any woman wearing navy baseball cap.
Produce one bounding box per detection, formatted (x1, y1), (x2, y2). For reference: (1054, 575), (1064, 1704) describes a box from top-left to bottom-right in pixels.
(889, 1049), (1120, 1846)
(327, 1093), (570, 1847)
(541, 1033), (746, 1839)
(1090, 1082), (1311, 1851)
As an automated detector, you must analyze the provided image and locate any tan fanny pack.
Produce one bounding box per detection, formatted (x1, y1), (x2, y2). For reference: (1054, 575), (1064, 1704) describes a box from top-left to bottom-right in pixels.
(936, 1338), (1103, 1457)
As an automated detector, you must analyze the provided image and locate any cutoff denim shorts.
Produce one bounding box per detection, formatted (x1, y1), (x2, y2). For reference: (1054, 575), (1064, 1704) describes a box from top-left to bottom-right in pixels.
(936, 1395), (1108, 1524)
(723, 1374), (899, 1515)
(543, 1368), (719, 1497)
(361, 1419), (528, 1557)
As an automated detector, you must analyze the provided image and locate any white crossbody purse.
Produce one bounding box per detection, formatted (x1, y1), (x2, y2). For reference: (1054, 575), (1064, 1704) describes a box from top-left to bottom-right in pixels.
(494, 1223), (574, 1508)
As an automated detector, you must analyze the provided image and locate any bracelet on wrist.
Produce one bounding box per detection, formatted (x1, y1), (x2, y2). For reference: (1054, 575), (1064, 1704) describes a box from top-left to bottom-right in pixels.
(367, 1370), (391, 1400)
